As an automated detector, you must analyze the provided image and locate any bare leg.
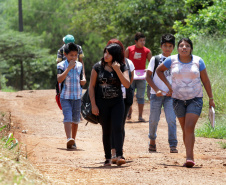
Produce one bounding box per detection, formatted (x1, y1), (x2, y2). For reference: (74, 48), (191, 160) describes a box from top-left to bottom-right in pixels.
(184, 113), (199, 161)
(127, 106), (132, 120)
(150, 139), (155, 145)
(64, 122), (72, 138)
(72, 123), (78, 140)
(177, 117), (186, 145)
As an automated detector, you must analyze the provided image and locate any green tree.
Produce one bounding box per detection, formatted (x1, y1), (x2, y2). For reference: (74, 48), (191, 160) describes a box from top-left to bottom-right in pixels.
(0, 28), (56, 90)
(173, 0), (225, 38)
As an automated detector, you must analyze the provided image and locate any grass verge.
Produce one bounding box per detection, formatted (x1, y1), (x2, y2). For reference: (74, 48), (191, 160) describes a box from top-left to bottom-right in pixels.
(0, 112), (49, 184)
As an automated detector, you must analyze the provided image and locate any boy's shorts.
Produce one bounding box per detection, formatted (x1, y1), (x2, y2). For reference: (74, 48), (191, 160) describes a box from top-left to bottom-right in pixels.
(131, 80), (146, 104)
(173, 97), (203, 118)
(60, 98), (81, 124)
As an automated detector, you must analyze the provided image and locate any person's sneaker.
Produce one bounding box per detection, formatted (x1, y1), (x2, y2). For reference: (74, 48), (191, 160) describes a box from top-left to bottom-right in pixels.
(111, 155), (117, 164)
(67, 138), (75, 149)
(116, 156), (126, 166)
(104, 159), (111, 166)
(71, 143), (77, 149)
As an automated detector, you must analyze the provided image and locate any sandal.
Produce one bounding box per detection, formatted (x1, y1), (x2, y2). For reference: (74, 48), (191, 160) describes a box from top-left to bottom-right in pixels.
(170, 147), (178, 153)
(127, 113), (131, 120)
(183, 160), (195, 168)
(138, 117), (145, 122)
(111, 155), (117, 164)
(149, 144), (156, 152)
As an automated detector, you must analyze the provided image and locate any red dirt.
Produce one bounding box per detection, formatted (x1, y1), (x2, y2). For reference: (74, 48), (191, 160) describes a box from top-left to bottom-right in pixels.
(0, 90), (225, 184)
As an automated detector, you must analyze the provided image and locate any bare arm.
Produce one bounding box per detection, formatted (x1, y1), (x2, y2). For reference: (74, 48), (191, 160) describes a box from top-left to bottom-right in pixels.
(146, 70), (163, 96)
(147, 51), (152, 62)
(156, 63), (172, 93)
(89, 69), (99, 115)
(125, 48), (129, 58)
(200, 69), (215, 108)
(112, 62), (130, 88)
(80, 78), (86, 86)
(57, 61), (75, 83)
(79, 57), (86, 79)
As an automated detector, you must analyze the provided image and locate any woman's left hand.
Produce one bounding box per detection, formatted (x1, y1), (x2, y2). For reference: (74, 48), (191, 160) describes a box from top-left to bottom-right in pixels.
(209, 99), (215, 108)
(112, 61), (120, 72)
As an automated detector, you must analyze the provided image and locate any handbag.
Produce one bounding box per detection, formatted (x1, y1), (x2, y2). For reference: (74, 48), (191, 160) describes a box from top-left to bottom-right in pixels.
(81, 88), (99, 124)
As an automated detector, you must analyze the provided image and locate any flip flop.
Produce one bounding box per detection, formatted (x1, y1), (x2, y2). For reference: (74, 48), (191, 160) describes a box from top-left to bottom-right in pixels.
(183, 160), (195, 168)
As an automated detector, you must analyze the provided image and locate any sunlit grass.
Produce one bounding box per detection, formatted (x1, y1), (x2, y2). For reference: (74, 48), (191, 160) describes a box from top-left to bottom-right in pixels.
(196, 116), (226, 139)
(0, 113), (49, 184)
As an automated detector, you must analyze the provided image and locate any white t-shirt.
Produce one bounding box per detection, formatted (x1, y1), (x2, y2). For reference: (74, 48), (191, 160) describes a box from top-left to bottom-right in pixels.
(147, 54), (171, 95)
(122, 58), (135, 98)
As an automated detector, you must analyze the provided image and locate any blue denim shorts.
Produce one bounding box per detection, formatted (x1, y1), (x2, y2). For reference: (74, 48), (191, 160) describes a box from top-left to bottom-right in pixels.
(60, 98), (81, 124)
(131, 80), (146, 104)
(173, 97), (203, 118)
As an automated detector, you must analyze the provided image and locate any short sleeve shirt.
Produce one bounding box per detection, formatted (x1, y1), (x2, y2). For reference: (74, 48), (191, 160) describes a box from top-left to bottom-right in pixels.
(163, 54), (206, 100)
(127, 45), (150, 70)
(93, 62), (128, 99)
(57, 60), (83, 99)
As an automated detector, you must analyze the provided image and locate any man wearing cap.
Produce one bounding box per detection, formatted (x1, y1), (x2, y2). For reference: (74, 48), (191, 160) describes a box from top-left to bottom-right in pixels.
(56, 34), (84, 64)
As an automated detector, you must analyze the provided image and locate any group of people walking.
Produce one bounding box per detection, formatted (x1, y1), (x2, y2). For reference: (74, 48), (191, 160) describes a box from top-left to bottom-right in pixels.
(56, 32), (215, 168)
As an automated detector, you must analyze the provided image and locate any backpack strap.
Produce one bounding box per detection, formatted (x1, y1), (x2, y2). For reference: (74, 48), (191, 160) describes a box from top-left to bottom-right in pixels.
(152, 55), (161, 77)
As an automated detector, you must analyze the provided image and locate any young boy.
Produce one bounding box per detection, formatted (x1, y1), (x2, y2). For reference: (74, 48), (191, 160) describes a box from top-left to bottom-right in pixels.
(125, 32), (152, 122)
(57, 43), (86, 149)
(146, 34), (178, 153)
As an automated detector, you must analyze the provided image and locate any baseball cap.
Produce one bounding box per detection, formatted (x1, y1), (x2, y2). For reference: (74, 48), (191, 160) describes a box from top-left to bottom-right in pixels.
(63, 34), (75, 44)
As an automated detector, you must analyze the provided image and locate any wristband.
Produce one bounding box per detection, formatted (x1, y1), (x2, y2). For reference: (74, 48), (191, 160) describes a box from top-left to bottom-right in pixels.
(209, 97), (214, 100)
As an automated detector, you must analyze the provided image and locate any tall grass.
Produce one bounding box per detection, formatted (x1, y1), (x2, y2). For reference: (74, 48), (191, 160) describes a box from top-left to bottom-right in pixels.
(193, 36), (226, 142)
(193, 36), (226, 115)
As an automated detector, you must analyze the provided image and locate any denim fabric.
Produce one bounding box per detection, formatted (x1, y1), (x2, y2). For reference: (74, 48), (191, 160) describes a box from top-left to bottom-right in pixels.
(60, 98), (81, 124)
(173, 97), (203, 118)
(131, 80), (146, 104)
(148, 94), (177, 147)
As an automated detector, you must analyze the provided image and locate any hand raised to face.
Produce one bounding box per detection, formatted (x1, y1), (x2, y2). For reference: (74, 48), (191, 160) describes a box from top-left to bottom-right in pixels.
(112, 61), (120, 72)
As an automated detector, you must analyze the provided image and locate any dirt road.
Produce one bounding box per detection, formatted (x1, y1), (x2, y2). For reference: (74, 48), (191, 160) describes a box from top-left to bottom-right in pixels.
(0, 90), (225, 184)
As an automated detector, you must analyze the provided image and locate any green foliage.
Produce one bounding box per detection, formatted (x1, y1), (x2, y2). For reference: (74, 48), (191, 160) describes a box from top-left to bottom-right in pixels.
(173, 0), (225, 38)
(196, 117), (226, 140)
(191, 36), (226, 115)
(82, 33), (105, 85)
(0, 26), (56, 90)
(218, 141), (226, 149)
(2, 0), (75, 53)
(0, 125), (7, 131)
(72, 0), (187, 54)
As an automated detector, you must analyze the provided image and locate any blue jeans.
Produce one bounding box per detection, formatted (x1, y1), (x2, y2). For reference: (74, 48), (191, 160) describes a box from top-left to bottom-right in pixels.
(173, 97), (203, 118)
(131, 80), (146, 104)
(60, 98), (81, 124)
(148, 94), (177, 147)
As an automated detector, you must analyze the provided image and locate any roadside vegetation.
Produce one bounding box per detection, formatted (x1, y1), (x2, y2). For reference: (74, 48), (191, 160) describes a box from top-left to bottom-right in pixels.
(0, 112), (49, 184)
(192, 36), (226, 145)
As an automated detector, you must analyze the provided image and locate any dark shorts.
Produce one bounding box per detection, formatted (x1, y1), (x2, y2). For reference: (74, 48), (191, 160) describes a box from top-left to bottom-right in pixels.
(173, 97), (203, 118)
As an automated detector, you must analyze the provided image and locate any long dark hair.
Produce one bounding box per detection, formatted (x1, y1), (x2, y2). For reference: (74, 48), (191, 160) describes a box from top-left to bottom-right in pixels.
(101, 43), (124, 67)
